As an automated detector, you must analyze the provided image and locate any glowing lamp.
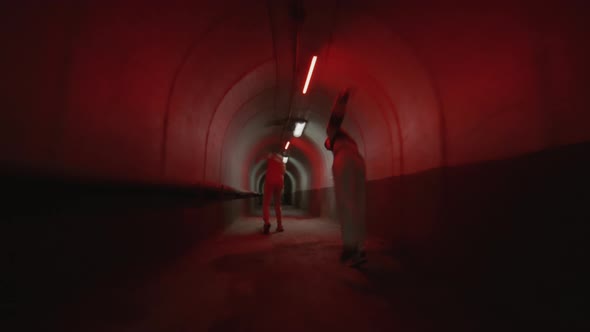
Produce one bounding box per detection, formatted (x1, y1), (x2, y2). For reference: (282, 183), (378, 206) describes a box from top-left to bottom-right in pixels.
(293, 121), (306, 137)
(302, 56), (317, 94)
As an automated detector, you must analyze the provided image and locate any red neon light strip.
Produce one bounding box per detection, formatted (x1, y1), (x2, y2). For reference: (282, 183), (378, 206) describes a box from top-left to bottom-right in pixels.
(284, 141), (290, 150)
(302, 56), (317, 94)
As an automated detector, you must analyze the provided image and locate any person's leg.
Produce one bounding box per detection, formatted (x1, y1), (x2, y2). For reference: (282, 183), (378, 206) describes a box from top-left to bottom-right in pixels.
(273, 184), (284, 231)
(348, 159), (368, 267)
(333, 155), (357, 259)
(334, 153), (368, 266)
(262, 182), (272, 234)
(351, 157), (367, 252)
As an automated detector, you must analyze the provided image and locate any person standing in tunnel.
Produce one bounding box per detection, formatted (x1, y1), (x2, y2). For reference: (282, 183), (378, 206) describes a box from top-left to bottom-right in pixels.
(324, 89), (368, 267)
(262, 151), (286, 234)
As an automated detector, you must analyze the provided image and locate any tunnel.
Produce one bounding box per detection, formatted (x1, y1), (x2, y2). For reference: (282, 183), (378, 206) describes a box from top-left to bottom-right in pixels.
(4, 1), (589, 331)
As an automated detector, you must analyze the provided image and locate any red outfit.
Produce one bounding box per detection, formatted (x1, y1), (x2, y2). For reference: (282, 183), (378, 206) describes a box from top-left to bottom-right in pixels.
(263, 153), (286, 226)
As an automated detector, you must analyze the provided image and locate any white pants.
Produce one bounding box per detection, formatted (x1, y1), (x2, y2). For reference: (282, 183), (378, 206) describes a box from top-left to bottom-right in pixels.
(333, 150), (366, 250)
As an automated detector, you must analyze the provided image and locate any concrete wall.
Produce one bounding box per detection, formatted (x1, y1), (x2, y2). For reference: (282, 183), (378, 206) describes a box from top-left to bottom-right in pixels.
(2, 1), (588, 188)
(303, 141), (589, 328)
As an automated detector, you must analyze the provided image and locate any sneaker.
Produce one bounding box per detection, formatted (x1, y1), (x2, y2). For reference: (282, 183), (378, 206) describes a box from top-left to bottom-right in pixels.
(276, 225), (284, 232)
(263, 223), (271, 234)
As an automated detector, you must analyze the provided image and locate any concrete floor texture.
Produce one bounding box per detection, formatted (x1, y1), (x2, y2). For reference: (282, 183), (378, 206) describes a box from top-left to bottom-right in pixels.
(40, 215), (483, 332)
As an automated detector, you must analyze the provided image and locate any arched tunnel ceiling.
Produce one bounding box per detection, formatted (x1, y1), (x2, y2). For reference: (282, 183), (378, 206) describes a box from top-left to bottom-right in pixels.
(204, 0), (446, 190)
(1, 0), (589, 189)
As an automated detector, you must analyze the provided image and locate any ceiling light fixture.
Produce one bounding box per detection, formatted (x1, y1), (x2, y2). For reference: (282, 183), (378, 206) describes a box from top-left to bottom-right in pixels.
(302, 55), (317, 94)
(293, 121), (307, 137)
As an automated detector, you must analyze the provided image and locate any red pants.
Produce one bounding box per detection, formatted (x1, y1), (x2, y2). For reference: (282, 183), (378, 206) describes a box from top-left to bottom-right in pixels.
(263, 182), (283, 225)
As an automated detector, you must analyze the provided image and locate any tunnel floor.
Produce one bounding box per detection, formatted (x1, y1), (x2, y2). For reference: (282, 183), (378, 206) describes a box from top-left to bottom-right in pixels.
(45, 215), (487, 332)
